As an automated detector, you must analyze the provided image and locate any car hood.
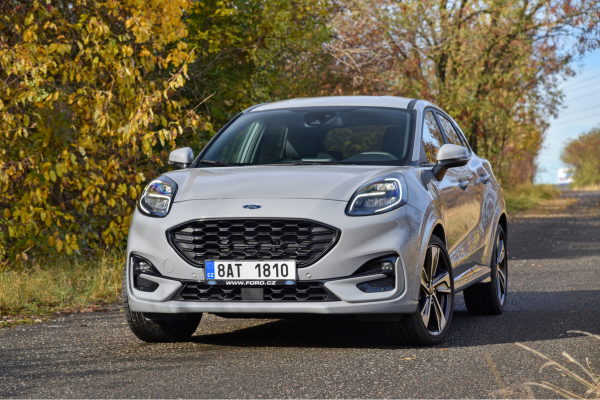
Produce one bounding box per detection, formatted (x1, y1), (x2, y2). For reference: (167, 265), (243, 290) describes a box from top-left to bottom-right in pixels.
(165, 165), (412, 202)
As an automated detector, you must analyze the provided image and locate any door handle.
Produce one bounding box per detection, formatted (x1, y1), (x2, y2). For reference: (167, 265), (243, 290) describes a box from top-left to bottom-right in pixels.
(459, 180), (469, 190)
(478, 174), (491, 184)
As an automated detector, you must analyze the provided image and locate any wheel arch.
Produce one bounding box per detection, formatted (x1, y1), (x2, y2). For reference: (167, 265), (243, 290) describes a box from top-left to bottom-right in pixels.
(412, 209), (446, 301)
(498, 212), (508, 246)
(431, 223), (446, 246)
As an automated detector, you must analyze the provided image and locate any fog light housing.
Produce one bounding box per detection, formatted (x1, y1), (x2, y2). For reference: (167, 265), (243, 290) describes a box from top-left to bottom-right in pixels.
(131, 255), (161, 293)
(134, 260), (155, 275)
(353, 255), (398, 293)
(352, 255), (398, 276)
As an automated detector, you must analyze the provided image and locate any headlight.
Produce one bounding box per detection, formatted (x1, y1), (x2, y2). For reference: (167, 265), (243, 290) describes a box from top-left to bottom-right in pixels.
(346, 173), (408, 216)
(138, 176), (177, 217)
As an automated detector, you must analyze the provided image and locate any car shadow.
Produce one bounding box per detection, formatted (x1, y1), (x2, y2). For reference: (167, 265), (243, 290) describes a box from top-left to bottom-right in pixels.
(191, 290), (599, 349)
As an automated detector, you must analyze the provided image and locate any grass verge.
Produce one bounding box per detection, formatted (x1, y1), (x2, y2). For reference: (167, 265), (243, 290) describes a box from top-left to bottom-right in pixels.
(0, 250), (124, 328)
(503, 184), (560, 213)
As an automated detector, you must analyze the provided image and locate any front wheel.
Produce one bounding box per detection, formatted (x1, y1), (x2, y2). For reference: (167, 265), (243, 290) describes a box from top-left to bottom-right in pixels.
(122, 269), (202, 342)
(386, 234), (454, 346)
(464, 224), (507, 315)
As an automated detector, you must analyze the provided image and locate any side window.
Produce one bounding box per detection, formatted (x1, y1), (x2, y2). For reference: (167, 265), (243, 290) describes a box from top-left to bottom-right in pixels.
(438, 114), (465, 147)
(422, 111), (445, 163)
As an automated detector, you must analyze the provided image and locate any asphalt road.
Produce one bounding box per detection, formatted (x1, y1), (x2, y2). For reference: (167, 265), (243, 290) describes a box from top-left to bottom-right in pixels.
(1, 191), (599, 399)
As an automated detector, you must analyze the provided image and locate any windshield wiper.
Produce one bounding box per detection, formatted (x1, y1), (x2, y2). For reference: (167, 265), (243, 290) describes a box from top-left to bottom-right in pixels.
(198, 159), (233, 166)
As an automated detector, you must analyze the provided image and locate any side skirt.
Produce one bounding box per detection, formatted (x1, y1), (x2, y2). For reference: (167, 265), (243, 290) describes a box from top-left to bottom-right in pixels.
(453, 264), (491, 292)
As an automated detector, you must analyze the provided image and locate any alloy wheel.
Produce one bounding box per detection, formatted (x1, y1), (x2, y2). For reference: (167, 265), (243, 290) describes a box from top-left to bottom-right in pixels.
(419, 245), (452, 335)
(495, 231), (507, 305)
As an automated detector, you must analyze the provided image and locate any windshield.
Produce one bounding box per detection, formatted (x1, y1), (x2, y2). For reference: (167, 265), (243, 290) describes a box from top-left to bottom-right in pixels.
(199, 107), (414, 166)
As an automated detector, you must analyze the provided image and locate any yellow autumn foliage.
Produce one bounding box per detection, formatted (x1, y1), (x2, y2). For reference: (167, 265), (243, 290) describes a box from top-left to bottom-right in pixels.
(0, 0), (208, 263)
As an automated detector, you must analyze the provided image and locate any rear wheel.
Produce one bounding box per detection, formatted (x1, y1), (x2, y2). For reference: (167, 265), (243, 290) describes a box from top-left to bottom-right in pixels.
(122, 269), (202, 342)
(386, 234), (454, 346)
(464, 224), (507, 315)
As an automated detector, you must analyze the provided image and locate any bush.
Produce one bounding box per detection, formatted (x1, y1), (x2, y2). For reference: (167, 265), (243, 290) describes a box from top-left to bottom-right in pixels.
(0, 0), (208, 264)
(561, 126), (600, 188)
(503, 184), (560, 212)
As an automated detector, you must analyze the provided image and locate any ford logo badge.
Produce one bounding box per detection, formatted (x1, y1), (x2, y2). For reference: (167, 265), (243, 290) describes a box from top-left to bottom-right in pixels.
(207, 281), (217, 285)
(285, 280), (295, 285)
(243, 204), (262, 209)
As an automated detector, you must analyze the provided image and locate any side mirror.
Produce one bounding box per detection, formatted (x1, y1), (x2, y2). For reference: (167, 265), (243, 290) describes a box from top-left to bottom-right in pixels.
(432, 144), (469, 181)
(168, 147), (194, 169)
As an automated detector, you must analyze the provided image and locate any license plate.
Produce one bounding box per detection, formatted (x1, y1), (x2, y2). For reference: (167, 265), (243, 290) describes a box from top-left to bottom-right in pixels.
(204, 261), (297, 285)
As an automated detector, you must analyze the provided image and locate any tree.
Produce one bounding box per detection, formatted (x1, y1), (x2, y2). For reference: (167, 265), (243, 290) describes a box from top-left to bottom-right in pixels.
(0, 0), (204, 263)
(323, 0), (600, 185)
(561, 126), (600, 187)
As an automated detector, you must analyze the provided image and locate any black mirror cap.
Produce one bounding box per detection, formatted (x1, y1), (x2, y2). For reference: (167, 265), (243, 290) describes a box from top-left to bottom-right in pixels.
(169, 161), (191, 169)
(432, 157), (470, 181)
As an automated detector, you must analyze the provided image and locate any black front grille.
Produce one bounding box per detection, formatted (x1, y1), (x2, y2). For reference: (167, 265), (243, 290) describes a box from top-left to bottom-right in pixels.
(175, 282), (339, 301)
(167, 219), (339, 267)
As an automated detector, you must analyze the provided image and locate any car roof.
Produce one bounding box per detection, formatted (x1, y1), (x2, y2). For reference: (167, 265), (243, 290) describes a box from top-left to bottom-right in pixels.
(248, 96), (419, 112)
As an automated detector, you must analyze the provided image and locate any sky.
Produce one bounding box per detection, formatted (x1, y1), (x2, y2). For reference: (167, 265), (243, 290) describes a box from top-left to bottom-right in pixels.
(535, 50), (600, 184)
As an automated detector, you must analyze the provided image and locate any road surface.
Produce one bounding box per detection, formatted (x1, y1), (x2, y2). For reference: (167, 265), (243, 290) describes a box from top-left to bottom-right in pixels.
(1, 191), (599, 398)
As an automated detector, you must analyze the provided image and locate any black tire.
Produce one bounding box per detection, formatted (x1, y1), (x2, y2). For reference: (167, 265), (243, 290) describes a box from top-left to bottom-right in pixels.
(464, 224), (507, 315)
(122, 269), (202, 342)
(386, 234), (454, 346)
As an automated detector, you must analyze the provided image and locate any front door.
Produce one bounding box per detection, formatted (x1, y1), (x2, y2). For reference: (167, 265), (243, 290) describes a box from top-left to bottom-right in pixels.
(422, 110), (473, 277)
(435, 112), (481, 273)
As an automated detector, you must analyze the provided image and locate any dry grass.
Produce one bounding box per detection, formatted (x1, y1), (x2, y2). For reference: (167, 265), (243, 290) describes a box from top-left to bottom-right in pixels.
(0, 250), (124, 324)
(517, 331), (600, 399)
(503, 184), (560, 213)
(572, 183), (600, 191)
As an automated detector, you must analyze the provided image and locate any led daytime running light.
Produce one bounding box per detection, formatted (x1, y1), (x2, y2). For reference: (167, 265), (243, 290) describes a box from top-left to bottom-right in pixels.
(346, 174), (407, 216)
(139, 176), (177, 217)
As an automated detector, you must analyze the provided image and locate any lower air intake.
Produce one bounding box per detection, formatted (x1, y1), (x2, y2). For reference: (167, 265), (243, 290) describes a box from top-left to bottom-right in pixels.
(174, 282), (339, 302)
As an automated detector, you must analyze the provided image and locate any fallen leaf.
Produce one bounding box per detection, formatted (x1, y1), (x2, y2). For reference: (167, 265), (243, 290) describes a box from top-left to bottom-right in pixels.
(399, 357), (416, 361)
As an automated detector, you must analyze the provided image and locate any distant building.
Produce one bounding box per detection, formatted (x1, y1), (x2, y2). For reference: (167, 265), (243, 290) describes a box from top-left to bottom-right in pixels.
(558, 168), (574, 185)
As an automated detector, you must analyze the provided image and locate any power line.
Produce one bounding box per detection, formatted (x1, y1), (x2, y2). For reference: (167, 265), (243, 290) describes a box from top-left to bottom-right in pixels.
(550, 104), (600, 125)
(564, 80), (600, 95)
(566, 90), (600, 103)
(562, 72), (600, 91)
(551, 111), (600, 127)
(558, 103), (600, 117)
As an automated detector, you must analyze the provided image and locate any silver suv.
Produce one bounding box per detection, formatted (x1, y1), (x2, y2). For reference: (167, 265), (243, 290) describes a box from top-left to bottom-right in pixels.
(123, 96), (507, 346)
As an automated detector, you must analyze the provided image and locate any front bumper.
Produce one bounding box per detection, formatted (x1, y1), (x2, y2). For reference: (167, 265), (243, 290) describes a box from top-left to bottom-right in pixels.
(126, 198), (423, 314)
